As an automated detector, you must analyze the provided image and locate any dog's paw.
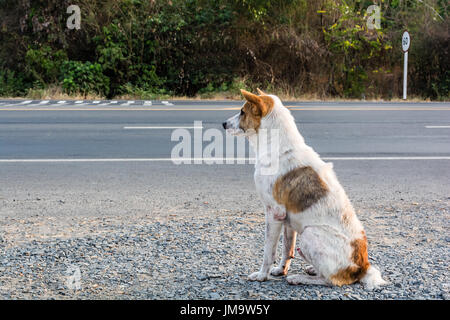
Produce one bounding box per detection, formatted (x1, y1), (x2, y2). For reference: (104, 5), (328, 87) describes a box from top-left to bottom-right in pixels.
(248, 271), (268, 282)
(304, 265), (317, 276)
(270, 266), (288, 276)
(286, 275), (302, 285)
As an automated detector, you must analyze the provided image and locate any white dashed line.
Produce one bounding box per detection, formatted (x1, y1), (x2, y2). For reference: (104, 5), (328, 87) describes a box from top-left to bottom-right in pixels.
(425, 126), (450, 129)
(123, 126), (204, 130)
(121, 101), (135, 106)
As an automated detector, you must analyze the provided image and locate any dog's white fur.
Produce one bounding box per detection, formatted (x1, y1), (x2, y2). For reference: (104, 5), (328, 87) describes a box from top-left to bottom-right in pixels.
(224, 92), (388, 289)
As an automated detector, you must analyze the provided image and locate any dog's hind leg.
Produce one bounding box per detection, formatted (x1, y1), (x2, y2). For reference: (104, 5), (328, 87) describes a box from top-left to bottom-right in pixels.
(290, 226), (350, 286)
(271, 225), (297, 276)
(295, 247), (318, 276)
(286, 274), (331, 286)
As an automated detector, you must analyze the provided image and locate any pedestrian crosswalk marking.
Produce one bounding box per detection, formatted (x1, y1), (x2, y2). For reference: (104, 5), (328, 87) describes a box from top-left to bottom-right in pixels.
(0, 100), (176, 107)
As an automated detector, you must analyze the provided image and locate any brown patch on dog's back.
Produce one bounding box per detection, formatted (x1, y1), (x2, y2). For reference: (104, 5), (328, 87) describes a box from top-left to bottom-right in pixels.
(272, 166), (329, 213)
(239, 91), (274, 133)
(330, 233), (370, 286)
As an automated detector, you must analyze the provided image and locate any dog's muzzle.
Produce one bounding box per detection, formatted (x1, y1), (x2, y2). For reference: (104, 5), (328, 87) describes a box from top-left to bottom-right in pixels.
(223, 112), (244, 136)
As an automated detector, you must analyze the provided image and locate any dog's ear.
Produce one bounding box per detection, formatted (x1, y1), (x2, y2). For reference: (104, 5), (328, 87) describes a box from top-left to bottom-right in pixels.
(256, 88), (267, 96)
(241, 89), (261, 105)
(240, 89), (269, 116)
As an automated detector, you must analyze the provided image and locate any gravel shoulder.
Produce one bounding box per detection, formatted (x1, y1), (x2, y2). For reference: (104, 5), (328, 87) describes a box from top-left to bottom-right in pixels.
(0, 161), (449, 300)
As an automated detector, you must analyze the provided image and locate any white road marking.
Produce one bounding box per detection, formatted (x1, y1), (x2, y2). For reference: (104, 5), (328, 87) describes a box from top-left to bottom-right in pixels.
(19, 100), (33, 105)
(1, 157), (449, 163)
(123, 126), (203, 130)
(144, 101), (152, 106)
(0, 108), (241, 111)
(92, 101), (101, 104)
(425, 126), (450, 128)
(38, 100), (50, 105)
(57, 101), (67, 104)
(75, 101), (84, 104)
(162, 101), (174, 106)
(121, 101), (135, 106)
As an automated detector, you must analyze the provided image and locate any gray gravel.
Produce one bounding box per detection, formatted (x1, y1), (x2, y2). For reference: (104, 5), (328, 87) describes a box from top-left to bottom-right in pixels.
(0, 161), (449, 299)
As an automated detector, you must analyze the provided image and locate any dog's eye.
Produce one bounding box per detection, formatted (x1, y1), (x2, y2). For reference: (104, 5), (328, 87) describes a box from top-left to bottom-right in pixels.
(240, 109), (245, 116)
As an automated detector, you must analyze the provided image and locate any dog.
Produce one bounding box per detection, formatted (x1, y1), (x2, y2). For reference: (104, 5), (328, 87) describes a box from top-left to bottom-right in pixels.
(222, 89), (388, 289)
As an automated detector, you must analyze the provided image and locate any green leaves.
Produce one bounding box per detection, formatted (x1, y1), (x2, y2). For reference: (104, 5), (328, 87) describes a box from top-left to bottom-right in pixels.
(0, 0), (447, 100)
(25, 46), (68, 85)
(322, 1), (392, 98)
(0, 70), (31, 96)
(60, 61), (110, 97)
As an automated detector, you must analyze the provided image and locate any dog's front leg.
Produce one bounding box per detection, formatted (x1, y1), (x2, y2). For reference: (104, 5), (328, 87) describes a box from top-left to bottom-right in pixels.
(270, 225), (297, 276)
(248, 211), (283, 282)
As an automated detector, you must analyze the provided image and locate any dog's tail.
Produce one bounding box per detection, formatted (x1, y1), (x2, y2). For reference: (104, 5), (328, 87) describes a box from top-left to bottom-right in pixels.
(360, 265), (389, 290)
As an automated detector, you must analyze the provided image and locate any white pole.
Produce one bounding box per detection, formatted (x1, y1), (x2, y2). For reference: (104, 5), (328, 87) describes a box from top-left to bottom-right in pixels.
(403, 51), (408, 100)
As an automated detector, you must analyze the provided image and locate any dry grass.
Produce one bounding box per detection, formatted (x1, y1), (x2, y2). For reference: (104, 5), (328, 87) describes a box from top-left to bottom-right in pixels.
(1, 84), (444, 102)
(25, 86), (105, 101)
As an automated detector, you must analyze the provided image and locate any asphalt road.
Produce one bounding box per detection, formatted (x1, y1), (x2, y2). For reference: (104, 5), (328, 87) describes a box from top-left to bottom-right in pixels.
(0, 99), (449, 159)
(0, 99), (449, 300)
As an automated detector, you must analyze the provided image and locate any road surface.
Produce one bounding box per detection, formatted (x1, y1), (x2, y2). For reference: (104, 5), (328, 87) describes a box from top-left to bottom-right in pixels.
(0, 99), (449, 300)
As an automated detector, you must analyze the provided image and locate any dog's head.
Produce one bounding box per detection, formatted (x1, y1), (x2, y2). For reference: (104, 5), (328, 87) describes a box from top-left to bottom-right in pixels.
(222, 89), (274, 136)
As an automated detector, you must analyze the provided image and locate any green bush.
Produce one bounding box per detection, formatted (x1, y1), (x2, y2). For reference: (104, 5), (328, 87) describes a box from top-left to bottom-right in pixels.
(323, 1), (392, 98)
(25, 46), (68, 86)
(60, 61), (110, 97)
(145, 0), (237, 96)
(0, 0), (448, 100)
(95, 20), (164, 97)
(0, 70), (31, 97)
(409, 21), (449, 100)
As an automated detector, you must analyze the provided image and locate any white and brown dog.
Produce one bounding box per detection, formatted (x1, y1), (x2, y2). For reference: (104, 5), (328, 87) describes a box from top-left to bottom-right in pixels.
(223, 89), (388, 289)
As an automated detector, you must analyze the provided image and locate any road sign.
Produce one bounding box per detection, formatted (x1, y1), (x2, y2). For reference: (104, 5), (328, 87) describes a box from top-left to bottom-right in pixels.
(402, 31), (411, 99)
(402, 31), (411, 52)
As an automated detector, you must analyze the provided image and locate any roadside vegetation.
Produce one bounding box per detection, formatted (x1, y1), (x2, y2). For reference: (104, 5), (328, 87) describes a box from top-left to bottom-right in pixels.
(0, 0), (448, 100)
